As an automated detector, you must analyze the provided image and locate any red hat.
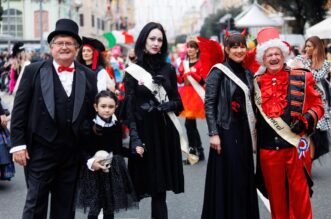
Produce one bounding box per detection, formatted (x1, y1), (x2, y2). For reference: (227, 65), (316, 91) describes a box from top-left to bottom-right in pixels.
(255, 27), (289, 66)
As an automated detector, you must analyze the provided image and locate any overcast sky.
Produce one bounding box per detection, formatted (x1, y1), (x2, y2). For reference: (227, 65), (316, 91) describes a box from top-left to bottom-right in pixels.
(132, 0), (204, 40)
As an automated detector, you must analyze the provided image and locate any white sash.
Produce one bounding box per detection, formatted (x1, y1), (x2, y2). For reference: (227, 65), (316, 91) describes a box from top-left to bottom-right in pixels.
(253, 79), (307, 148)
(212, 64), (257, 151)
(125, 64), (198, 163)
(183, 60), (205, 102)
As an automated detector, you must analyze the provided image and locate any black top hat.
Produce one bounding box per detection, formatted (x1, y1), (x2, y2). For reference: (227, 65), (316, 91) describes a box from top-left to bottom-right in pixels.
(82, 37), (106, 52)
(12, 42), (25, 57)
(47, 19), (82, 46)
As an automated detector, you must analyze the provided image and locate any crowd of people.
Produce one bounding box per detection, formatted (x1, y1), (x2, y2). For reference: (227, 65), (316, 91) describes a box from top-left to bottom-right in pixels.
(0, 18), (330, 219)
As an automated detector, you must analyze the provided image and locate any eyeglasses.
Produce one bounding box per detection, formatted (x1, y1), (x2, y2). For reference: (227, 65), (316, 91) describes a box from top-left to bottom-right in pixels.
(52, 41), (76, 48)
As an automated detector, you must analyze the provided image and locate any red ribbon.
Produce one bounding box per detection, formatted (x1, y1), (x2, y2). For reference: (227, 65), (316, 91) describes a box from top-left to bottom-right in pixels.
(84, 44), (99, 71)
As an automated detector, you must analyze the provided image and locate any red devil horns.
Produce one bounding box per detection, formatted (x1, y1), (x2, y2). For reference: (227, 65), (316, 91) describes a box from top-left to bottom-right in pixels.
(225, 27), (247, 37)
(225, 28), (230, 38)
(241, 28), (247, 36)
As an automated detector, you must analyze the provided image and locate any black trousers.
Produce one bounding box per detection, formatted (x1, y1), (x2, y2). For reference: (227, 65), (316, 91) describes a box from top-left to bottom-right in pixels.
(185, 119), (202, 151)
(22, 144), (79, 219)
(151, 192), (167, 219)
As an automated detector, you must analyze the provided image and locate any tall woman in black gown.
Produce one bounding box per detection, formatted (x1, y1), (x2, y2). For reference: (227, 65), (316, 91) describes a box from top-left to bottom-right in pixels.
(124, 22), (184, 219)
(201, 31), (259, 219)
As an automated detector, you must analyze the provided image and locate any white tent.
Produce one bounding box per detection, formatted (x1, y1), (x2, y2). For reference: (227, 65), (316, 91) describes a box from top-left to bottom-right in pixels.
(235, 3), (280, 28)
(280, 34), (305, 47)
(305, 17), (331, 39)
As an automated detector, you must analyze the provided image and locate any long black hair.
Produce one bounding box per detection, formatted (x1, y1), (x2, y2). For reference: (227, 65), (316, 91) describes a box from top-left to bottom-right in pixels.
(134, 22), (168, 65)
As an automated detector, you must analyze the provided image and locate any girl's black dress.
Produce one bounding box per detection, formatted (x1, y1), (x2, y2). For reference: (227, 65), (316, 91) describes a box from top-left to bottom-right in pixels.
(75, 116), (138, 216)
(124, 54), (184, 199)
(201, 59), (259, 219)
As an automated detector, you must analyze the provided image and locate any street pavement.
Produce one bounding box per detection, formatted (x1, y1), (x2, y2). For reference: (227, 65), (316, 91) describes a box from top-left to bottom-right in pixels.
(0, 93), (330, 218)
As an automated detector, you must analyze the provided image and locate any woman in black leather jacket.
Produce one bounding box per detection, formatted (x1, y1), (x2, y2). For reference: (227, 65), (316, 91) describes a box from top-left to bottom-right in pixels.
(201, 31), (259, 219)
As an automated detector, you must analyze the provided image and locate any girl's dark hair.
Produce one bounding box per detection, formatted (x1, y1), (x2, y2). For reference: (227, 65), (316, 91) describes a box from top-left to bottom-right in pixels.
(95, 90), (118, 105)
(224, 33), (247, 48)
(134, 22), (168, 64)
(76, 46), (107, 69)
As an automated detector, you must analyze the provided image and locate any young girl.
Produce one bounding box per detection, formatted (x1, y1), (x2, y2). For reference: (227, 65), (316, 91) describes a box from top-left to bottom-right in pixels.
(75, 90), (138, 219)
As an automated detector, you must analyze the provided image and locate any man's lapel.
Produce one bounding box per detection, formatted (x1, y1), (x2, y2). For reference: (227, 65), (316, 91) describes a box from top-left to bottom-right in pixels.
(72, 63), (86, 123)
(40, 60), (55, 120)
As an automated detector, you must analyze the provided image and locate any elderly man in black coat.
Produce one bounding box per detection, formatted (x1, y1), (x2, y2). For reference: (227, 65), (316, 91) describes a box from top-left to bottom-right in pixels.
(10, 19), (97, 219)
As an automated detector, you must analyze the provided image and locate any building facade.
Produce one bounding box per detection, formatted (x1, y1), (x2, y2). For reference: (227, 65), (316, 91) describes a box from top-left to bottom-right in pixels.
(0, 0), (135, 50)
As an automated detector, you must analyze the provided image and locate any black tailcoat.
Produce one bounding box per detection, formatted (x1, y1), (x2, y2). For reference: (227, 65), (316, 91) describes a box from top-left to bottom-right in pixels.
(10, 59), (97, 219)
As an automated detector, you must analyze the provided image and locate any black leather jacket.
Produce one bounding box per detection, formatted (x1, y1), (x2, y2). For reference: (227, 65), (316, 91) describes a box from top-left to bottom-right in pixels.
(204, 60), (254, 136)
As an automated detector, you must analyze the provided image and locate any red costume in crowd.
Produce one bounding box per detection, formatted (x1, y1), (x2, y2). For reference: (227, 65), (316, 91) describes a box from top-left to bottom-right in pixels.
(254, 27), (324, 219)
(177, 60), (205, 119)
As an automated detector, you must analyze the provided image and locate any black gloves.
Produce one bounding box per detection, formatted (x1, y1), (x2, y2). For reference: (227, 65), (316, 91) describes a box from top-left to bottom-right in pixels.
(290, 112), (316, 135)
(152, 75), (166, 85)
(290, 119), (306, 134)
(157, 101), (177, 112)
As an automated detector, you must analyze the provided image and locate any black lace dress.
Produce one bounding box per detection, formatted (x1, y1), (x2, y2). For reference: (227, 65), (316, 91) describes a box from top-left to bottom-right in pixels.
(124, 54), (184, 199)
(75, 116), (138, 216)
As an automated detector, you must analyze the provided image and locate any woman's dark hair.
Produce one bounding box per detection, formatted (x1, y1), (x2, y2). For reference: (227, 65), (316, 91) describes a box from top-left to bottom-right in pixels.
(224, 32), (247, 59)
(305, 36), (325, 70)
(134, 22), (168, 64)
(76, 46), (107, 69)
(224, 33), (246, 48)
(186, 40), (200, 59)
(95, 90), (118, 105)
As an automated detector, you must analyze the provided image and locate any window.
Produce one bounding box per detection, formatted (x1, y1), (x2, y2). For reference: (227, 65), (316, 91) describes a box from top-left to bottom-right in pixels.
(91, 15), (95, 27)
(101, 20), (105, 31)
(79, 14), (84, 26)
(2, 9), (23, 38)
(97, 18), (101, 29)
(33, 10), (49, 39)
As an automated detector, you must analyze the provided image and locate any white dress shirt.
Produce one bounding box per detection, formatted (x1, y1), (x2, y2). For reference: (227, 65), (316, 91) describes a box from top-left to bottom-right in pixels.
(53, 60), (75, 96)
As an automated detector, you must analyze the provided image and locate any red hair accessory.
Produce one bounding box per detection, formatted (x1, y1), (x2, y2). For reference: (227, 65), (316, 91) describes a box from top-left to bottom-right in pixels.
(84, 44), (99, 71)
(225, 28), (231, 38)
(241, 28), (247, 36)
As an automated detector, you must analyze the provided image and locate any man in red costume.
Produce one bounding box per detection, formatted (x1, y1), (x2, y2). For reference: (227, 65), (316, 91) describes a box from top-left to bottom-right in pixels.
(254, 27), (324, 219)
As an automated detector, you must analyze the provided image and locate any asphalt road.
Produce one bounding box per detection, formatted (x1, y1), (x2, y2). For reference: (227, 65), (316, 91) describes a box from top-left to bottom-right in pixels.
(0, 93), (330, 218)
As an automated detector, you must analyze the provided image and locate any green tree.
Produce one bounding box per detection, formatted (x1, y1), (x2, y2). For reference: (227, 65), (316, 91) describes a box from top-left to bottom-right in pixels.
(259, 0), (328, 34)
(200, 7), (242, 40)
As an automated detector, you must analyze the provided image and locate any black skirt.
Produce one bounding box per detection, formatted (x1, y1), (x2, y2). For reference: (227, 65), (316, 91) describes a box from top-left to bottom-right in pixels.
(128, 109), (184, 199)
(201, 116), (259, 219)
(75, 155), (138, 216)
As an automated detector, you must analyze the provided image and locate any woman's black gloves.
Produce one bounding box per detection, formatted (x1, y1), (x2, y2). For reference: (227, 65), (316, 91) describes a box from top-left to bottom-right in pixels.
(157, 101), (177, 112)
